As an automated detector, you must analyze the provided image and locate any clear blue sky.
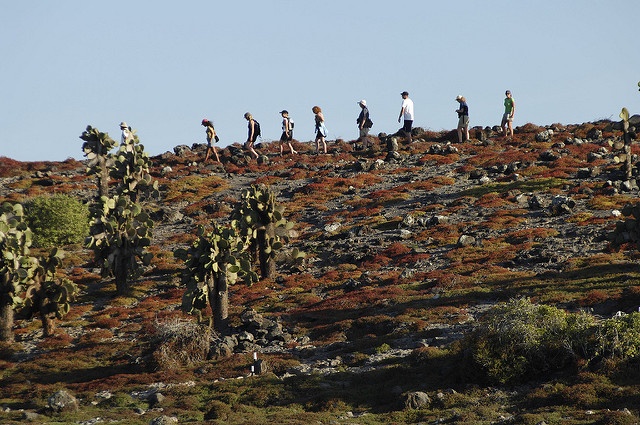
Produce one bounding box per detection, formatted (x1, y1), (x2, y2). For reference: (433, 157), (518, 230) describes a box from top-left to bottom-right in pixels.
(2, 1), (639, 162)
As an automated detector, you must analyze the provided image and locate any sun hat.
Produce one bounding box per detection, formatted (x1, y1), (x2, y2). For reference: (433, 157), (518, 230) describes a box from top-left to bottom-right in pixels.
(358, 100), (366, 106)
(201, 118), (210, 125)
(279, 110), (288, 114)
(456, 95), (463, 101)
(120, 121), (128, 129)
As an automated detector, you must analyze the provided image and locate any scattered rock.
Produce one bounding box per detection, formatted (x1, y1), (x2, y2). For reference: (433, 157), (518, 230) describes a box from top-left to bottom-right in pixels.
(404, 391), (431, 409)
(48, 390), (79, 413)
(149, 416), (178, 425)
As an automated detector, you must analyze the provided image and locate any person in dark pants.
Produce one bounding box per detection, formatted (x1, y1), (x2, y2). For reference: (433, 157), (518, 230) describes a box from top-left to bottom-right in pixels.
(398, 91), (414, 142)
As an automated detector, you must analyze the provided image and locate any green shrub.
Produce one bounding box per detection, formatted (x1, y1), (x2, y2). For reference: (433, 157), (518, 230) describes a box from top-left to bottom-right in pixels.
(468, 298), (592, 384)
(596, 312), (640, 360)
(25, 194), (89, 248)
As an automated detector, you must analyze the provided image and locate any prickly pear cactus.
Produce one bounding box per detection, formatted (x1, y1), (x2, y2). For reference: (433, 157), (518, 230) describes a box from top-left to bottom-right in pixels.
(82, 125), (158, 295)
(231, 185), (296, 278)
(80, 126), (118, 198)
(110, 132), (160, 201)
(86, 194), (154, 294)
(0, 202), (38, 342)
(175, 224), (257, 331)
(21, 248), (78, 336)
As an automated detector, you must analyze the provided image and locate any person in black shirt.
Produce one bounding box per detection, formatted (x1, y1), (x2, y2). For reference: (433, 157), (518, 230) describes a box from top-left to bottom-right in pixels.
(356, 100), (373, 149)
(455, 95), (469, 143)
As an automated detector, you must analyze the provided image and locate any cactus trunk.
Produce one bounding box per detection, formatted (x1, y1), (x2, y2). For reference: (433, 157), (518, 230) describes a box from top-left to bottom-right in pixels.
(114, 252), (130, 295)
(40, 308), (55, 337)
(0, 300), (14, 342)
(258, 223), (276, 279)
(207, 274), (229, 333)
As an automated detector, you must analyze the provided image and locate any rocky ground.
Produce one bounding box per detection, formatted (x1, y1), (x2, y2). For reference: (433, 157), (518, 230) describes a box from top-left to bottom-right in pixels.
(2, 119), (640, 424)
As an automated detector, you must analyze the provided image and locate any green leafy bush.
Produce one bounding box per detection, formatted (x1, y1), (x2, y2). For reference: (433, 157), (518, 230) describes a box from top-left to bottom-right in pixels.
(25, 194), (89, 248)
(468, 298), (595, 384)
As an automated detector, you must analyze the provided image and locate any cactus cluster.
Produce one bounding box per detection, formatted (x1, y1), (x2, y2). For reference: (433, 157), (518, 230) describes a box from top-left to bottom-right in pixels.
(175, 224), (258, 331)
(0, 203), (73, 341)
(81, 126), (118, 197)
(81, 125), (157, 294)
(0, 202), (38, 340)
(111, 133), (160, 201)
(21, 248), (79, 336)
(231, 185), (296, 278)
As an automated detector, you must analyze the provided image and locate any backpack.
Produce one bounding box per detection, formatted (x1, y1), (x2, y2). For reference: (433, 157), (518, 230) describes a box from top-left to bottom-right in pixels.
(254, 120), (261, 137)
(288, 118), (294, 129)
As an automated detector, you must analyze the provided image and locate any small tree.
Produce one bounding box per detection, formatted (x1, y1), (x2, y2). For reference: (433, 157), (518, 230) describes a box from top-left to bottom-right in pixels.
(25, 194), (89, 248)
(231, 185), (295, 279)
(175, 224), (257, 333)
(0, 202), (38, 342)
(20, 248), (78, 337)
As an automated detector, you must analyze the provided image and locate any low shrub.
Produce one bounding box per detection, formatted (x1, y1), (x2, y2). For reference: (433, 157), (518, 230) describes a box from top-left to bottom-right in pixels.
(25, 194), (89, 248)
(148, 318), (213, 370)
(467, 298), (597, 384)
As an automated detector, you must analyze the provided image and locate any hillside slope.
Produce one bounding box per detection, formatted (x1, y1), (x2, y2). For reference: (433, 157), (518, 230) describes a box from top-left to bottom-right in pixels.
(2, 121), (640, 424)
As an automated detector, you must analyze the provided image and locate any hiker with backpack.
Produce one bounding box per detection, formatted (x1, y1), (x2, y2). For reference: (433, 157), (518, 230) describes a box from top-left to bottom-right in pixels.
(356, 100), (373, 149)
(244, 112), (260, 159)
(201, 118), (220, 162)
(312, 106), (328, 154)
(279, 110), (297, 156)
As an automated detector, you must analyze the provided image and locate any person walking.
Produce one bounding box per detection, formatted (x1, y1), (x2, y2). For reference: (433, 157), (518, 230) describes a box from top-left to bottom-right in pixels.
(501, 90), (516, 139)
(120, 121), (132, 144)
(356, 100), (373, 149)
(455, 95), (469, 143)
(398, 91), (414, 142)
(201, 118), (220, 162)
(312, 106), (327, 154)
(279, 110), (297, 156)
(244, 112), (259, 159)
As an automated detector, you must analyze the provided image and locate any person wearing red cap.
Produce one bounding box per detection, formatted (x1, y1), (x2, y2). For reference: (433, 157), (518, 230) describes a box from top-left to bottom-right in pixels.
(201, 118), (220, 162)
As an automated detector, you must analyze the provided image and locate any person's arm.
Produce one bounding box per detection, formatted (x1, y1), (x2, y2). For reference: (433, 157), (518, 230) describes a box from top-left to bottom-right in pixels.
(511, 100), (516, 117)
(398, 106), (404, 123)
(285, 118), (290, 134)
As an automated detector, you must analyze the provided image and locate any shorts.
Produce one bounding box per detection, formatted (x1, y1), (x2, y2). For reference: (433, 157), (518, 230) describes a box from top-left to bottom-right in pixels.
(502, 112), (513, 124)
(402, 120), (413, 133)
(359, 127), (370, 138)
(457, 115), (469, 128)
(280, 131), (293, 142)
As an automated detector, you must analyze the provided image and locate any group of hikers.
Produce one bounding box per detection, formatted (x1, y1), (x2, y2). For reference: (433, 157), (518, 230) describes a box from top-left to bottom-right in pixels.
(186, 89), (516, 163)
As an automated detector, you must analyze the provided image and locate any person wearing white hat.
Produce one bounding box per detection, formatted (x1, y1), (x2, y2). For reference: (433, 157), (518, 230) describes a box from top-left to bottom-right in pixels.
(455, 95), (469, 143)
(120, 121), (132, 144)
(356, 100), (373, 149)
(398, 91), (414, 143)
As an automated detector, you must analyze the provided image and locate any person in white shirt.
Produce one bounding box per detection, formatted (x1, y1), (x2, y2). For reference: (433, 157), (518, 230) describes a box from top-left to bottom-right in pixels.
(398, 91), (414, 142)
(120, 121), (132, 144)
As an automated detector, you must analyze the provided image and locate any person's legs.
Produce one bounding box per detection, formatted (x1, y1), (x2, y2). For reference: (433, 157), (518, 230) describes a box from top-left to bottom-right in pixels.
(501, 113), (509, 138)
(403, 120), (413, 142)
